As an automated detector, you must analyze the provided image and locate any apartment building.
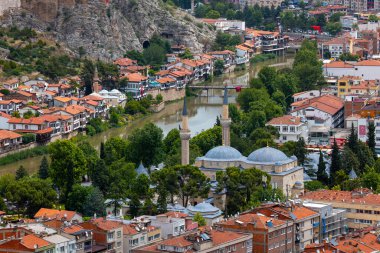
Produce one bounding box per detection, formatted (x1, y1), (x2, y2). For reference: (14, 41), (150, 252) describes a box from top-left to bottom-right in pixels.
(133, 227), (253, 253)
(302, 189), (380, 230)
(218, 212), (294, 253)
(81, 218), (123, 253)
(252, 204), (320, 252)
(266, 115), (308, 143)
(122, 223), (161, 253)
(62, 225), (93, 253)
(323, 60), (380, 80)
(0, 234), (55, 253)
(302, 202), (347, 241)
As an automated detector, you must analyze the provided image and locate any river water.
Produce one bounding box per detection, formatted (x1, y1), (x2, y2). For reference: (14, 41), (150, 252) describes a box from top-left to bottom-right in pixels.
(1, 55), (294, 175)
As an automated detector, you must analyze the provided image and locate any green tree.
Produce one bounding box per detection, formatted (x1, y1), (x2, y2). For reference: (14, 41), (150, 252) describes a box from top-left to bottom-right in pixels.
(294, 138), (307, 165)
(330, 139), (341, 185)
(83, 186), (105, 217)
(362, 167), (380, 192)
(49, 140), (87, 202)
(143, 44), (166, 69)
(91, 159), (110, 195)
(5, 177), (57, 217)
(339, 53), (359, 61)
(163, 129), (180, 155)
(100, 141), (106, 159)
(175, 165), (210, 207)
(305, 181), (326, 191)
(190, 126), (222, 155)
(15, 165), (28, 180)
(325, 22), (342, 36)
(317, 151), (329, 184)
(293, 40), (323, 91)
(367, 121), (376, 160)
(258, 66), (277, 95)
(206, 10), (221, 19)
(103, 137), (128, 165)
(81, 59), (95, 95)
(340, 146), (359, 173)
(335, 169), (349, 187)
(66, 184), (92, 214)
(356, 141), (375, 174)
(214, 59), (224, 75)
(38, 156), (49, 179)
(127, 123), (164, 167)
(193, 212), (206, 226)
(369, 14), (379, 22)
(179, 48), (193, 59)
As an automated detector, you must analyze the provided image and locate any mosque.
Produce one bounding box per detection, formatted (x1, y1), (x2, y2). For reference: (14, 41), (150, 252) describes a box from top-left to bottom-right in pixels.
(180, 88), (304, 198)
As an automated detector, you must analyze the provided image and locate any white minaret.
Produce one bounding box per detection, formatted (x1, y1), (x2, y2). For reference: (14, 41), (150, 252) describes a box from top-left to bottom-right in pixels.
(180, 96), (191, 165)
(221, 87), (231, 146)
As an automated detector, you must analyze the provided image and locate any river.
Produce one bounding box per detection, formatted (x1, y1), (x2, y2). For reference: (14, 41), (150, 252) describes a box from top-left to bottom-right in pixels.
(0, 55), (294, 175)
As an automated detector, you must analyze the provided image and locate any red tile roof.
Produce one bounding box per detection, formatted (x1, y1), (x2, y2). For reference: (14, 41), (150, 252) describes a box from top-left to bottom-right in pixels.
(126, 73), (148, 82)
(34, 208), (78, 221)
(267, 115), (303, 126)
(114, 58), (137, 67)
(85, 218), (122, 231)
(291, 95), (344, 115)
(301, 189), (380, 205)
(8, 117), (47, 125)
(220, 212), (285, 229)
(323, 61), (354, 68)
(0, 130), (21, 140)
(21, 234), (51, 249)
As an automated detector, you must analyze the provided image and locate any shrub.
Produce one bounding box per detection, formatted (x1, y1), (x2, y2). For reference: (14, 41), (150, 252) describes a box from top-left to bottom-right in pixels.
(22, 133), (36, 144)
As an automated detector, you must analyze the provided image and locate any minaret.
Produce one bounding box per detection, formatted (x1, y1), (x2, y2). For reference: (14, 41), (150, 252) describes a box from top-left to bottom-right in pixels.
(180, 96), (191, 165)
(221, 87), (231, 146)
(92, 66), (101, 93)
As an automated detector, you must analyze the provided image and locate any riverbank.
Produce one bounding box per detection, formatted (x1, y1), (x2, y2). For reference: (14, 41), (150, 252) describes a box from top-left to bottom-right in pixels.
(0, 54), (294, 175)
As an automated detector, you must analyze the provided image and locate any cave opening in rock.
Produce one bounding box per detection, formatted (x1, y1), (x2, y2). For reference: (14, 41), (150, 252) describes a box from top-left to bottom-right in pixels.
(142, 41), (150, 49)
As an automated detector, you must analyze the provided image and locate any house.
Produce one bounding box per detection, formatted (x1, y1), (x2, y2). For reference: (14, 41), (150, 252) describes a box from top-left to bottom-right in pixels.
(81, 218), (123, 253)
(302, 188), (380, 230)
(4, 90), (35, 103)
(156, 77), (177, 90)
(53, 97), (74, 107)
(49, 105), (95, 130)
(235, 45), (251, 65)
(0, 100), (23, 114)
(2, 78), (19, 90)
(121, 223), (161, 253)
(44, 234), (76, 253)
(62, 225), (93, 253)
(0, 234), (55, 253)
(132, 227), (253, 253)
(39, 114), (73, 136)
(218, 212), (294, 253)
(0, 112), (11, 130)
(322, 37), (351, 59)
(266, 115), (308, 143)
(47, 84), (73, 97)
(0, 130), (22, 152)
(290, 95), (344, 144)
(124, 73), (148, 100)
(292, 90), (321, 102)
(0, 227), (33, 240)
(114, 58), (138, 76)
(19, 105), (40, 117)
(34, 208), (83, 223)
(8, 117), (53, 143)
(140, 214), (186, 239)
(208, 50), (235, 68)
(180, 59), (212, 80)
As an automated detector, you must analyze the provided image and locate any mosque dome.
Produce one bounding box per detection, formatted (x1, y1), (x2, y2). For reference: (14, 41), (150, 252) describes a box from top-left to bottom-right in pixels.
(187, 202), (220, 213)
(247, 147), (289, 163)
(204, 146), (243, 160)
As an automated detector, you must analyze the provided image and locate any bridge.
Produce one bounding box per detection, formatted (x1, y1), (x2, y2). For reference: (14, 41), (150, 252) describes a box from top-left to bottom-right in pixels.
(188, 85), (246, 90)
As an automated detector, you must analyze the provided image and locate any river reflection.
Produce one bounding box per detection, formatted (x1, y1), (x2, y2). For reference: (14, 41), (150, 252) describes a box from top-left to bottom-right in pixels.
(0, 55), (294, 175)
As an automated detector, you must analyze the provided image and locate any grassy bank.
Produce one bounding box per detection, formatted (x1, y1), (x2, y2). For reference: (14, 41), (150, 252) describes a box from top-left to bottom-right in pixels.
(0, 145), (49, 166)
(250, 53), (276, 63)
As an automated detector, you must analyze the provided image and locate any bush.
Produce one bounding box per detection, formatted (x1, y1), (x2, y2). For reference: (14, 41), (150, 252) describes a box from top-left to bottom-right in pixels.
(125, 100), (146, 115)
(250, 54), (276, 63)
(86, 125), (96, 136)
(22, 133), (36, 144)
(0, 146), (48, 166)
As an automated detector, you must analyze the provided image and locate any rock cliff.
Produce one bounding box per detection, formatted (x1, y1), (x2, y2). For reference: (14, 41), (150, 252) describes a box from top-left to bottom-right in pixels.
(0, 0), (216, 60)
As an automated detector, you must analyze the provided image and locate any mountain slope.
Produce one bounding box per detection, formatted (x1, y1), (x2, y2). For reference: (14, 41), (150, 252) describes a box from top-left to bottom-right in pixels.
(0, 0), (216, 60)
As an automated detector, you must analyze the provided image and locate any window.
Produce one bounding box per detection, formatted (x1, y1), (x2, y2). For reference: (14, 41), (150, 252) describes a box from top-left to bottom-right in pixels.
(108, 232), (115, 240)
(242, 242), (246, 248)
(282, 126), (288, 132)
(107, 244), (113, 250)
(76, 243), (83, 249)
(282, 136), (287, 141)
(154, 234), (160, 239)
(60, 246), (65, 252)
(141, 236), (145, 242)
(290, 126), (295, 132)
(117, 231), (121, 238)
(117, 242), (122, 248)
(374, 211), (380, 215)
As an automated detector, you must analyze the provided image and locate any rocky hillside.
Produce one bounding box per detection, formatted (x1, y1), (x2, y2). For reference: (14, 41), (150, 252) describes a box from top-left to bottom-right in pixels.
(0, 0), (216, 60)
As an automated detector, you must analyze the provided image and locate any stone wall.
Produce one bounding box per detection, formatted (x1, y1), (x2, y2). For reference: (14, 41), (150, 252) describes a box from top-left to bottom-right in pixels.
(0, 0), (21, 16)
(147, 88), (185, 102)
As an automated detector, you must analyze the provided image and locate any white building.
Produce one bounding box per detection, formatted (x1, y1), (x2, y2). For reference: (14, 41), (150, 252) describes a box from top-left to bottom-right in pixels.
(146, 214), (186, 239)
(323, 60), (380, 80)
(302, 202), (347, 242)
(292, 90), (321, 102)
(44, 234), (76, 253)
(266, 115), (308, 143)
(202, 18), (246, 31)
(340, 15), (358, 29)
